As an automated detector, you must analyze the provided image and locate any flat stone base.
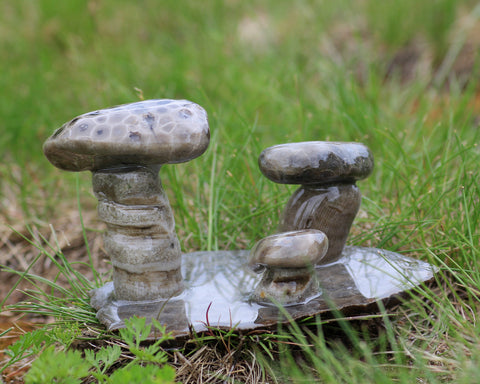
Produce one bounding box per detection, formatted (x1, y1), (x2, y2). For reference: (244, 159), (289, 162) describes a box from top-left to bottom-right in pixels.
(89, 246), (437, 340)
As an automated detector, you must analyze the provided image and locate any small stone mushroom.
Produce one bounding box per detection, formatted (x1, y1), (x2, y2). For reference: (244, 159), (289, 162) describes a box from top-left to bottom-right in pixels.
(43, 99), (209, 302)
(249, 229), (328, 305)
(258, 141), (373, 264)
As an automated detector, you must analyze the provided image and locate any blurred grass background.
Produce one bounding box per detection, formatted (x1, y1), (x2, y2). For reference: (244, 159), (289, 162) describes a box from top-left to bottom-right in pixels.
(2, 0), (478, 253)
(1, 1), (480, 381)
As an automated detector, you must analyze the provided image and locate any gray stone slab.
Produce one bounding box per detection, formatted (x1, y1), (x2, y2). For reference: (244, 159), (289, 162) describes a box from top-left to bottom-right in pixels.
(89, 246), (437, 341)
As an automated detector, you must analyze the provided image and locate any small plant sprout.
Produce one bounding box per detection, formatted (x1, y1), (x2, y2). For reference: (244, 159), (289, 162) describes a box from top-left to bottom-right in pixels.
(22, 316), (175, 384)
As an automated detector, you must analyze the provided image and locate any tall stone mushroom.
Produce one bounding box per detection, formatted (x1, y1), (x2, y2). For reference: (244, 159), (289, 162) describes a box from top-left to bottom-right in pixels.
(259, 141), (373, 264)
(43, 99), (209, 301)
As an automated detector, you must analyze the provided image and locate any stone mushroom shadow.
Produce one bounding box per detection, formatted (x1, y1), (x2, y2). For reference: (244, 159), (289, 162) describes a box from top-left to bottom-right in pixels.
(43, 100), (438, 341)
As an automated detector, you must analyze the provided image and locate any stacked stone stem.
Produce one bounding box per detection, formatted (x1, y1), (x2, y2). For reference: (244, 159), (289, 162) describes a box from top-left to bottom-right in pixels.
(93, 166), (183, 301)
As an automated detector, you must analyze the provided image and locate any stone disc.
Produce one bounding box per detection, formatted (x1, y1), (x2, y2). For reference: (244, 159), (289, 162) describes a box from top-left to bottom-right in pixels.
(89, 247), (437, 341)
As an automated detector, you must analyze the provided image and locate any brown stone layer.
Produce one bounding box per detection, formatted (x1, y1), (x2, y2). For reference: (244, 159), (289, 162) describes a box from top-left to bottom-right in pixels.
(280, 184), (361, 263)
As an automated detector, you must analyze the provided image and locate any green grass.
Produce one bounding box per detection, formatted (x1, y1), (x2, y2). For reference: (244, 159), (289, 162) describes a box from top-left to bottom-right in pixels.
(1, 0), (479, 383)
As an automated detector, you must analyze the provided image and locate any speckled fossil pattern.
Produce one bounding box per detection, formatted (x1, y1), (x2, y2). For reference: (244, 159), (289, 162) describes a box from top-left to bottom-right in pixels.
(259, 141), (374, 185)
(281, 184), (361, 264)
(93, 166), (183, 301)
(43, 99), (209, 171)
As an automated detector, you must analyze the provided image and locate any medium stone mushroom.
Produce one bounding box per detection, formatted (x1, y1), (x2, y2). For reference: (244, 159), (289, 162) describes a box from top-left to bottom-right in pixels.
(259, 141), (373, 264)
(248, 229), (328, 305)
(43, 99), (209, 302)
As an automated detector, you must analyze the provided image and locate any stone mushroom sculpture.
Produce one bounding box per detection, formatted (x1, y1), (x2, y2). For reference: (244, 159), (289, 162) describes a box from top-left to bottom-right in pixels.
(259, 141), (373, 264)
(43, 99), (209, 302)
(249, 229), (328, 305)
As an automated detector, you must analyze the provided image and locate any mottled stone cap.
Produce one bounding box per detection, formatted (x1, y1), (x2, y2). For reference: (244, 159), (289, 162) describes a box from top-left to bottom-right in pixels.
(259, 141), (373, 185)
(43, 99), (210, 172)
(249, 229), (328, 271)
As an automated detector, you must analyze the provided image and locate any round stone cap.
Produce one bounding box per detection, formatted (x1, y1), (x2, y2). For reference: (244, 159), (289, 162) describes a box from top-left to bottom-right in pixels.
(258, 141), (373, 185)
(43, 99), (210, 172)
(249, 229), (328, 271)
